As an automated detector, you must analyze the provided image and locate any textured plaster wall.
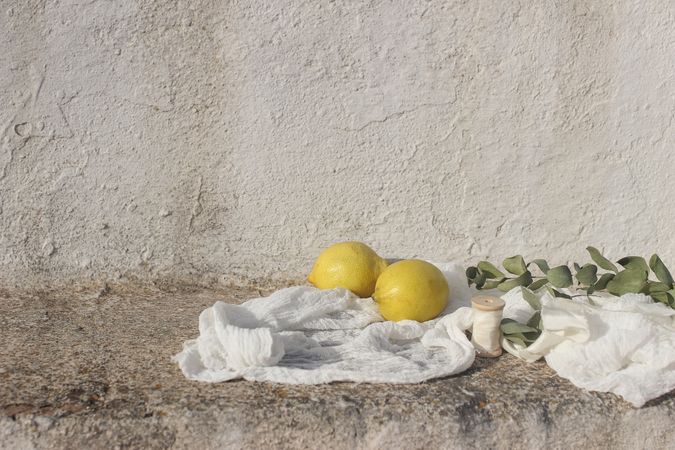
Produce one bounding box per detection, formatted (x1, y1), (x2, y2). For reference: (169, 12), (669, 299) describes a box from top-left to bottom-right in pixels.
(1, 0), (674, 285)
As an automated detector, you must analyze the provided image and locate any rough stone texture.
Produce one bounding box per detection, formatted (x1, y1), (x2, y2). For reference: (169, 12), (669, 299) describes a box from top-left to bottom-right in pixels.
(1, 1), (675, 286)
(1, 284), (674, 449)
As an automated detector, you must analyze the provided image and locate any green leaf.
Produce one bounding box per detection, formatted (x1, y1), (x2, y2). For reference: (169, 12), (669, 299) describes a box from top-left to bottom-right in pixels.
(575, 264), (598, 286)
(528, 278), (549, 291)
(521, 287), (542, 311)
(477, 261), (505, 279)
(497, 271), (533, 292)
(651, 292), (666, 304)
(547, 265), (573, 289)
(500, 318), (539, 335)
(651, 292), (674, 307)
(649, 254), (674, 285)
(482, 279), (503, 290)
(648, 281), (672, 293)
(586, 246), (618, 273)
(529, 259), (550, 274)
(659, 289), (675, 308)
(503, 334), (527, 347)
(473, 271), (488, 289)
(527, 311), (542, 330)
(606, 269), (648, 296)
(523, 331), (542, 342)
(593, 273), (615, 290)
(617, 256), (649, 275)
(547, 287), (572, 299)
(503, 255), (527, 276)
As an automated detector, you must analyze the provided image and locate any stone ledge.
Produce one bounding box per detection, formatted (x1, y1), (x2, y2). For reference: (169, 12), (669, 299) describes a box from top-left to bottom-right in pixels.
(1, 284), (673, 449)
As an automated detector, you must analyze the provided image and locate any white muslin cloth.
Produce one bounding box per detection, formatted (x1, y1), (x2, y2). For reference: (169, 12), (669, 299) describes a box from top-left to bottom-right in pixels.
(501, 288), (675, 407)
(174, 262), (675, 407)
(174, 263), (478, 384)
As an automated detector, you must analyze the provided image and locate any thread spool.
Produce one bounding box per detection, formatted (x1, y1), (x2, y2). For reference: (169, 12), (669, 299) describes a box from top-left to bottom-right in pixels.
(471, 295), (505, 358)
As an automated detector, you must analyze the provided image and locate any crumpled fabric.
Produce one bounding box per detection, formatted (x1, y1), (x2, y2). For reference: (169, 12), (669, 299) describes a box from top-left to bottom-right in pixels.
(501, 287), (675, 407)
(174, 262), (675, 407)
(174, 263), (478, 384)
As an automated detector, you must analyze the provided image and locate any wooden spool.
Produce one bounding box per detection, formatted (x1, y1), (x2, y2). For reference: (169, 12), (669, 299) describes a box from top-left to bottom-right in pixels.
(471, 295), (505, 358)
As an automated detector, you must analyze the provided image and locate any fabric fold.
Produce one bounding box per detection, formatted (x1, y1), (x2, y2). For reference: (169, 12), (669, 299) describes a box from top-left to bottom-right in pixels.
(500, 288), (675, 406)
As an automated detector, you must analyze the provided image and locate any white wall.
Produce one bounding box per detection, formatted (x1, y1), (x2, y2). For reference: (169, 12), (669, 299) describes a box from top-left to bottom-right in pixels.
(1, 0), (674, 285)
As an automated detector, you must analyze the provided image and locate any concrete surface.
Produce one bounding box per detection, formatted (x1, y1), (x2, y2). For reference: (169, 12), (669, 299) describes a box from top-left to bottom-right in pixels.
(2, 1), (675, 286)
(1, 283), (674, 449)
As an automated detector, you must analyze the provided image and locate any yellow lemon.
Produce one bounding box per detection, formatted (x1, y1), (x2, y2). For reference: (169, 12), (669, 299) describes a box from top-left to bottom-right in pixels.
(308, 241), (388, 298)
(373, 259), (449, 322)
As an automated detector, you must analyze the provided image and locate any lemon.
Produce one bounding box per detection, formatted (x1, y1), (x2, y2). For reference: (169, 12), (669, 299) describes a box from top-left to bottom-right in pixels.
(308, 241), (388, 298)
(373, 259), (449, 322)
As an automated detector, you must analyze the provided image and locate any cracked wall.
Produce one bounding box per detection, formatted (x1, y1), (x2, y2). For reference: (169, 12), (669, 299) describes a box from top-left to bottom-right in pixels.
(1, 0), (674, 285)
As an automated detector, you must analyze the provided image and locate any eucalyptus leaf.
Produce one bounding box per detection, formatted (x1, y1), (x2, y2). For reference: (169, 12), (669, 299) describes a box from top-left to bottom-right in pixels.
(523, 331), (542, 342)
(500, 318), (539, 335)
(503, 334), (527, 348)
(593, 273), (615, 290)
(477, 261), (505, 279)
(649, 254), (674, 285)
(586, 246), (619, 273)
(648, 282), (672, 293)
(528, 278), (549, 291)
(527, 311), (542, 329)
(529, 259), (550, 274)
(482, 279), (503, 290)
(573, 262), (581, 272)
(617, 256), (649, 275)
(521, 287), (542, 311)
(575, 263), (598, 286)
(664, 289), (675, 308)
(650, 292), (666, 304)
(474, 271), (488, 289)
(547, 287), (572, 299)
(547, 265), (573, 289)
(651, 292), (673, 307)
(553, 289), (572, 299)
(503, 255), (527, 276)
(497, 271), (533, 292)
(606, 269), (648, 296)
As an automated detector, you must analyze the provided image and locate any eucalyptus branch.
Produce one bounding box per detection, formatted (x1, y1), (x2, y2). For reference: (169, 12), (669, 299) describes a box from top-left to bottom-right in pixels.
(465, 247), (675, 309)
(465, 247), (675, 348)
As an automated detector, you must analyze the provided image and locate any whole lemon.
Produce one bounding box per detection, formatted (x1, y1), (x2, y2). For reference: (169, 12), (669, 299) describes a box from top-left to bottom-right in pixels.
(373, 259), (449, 322)
(308, 241), (388, 298)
